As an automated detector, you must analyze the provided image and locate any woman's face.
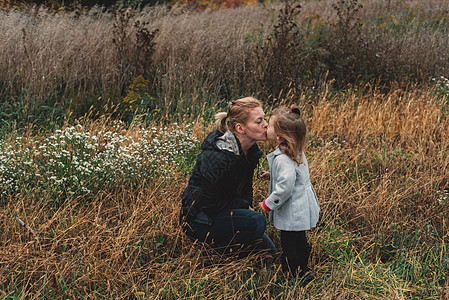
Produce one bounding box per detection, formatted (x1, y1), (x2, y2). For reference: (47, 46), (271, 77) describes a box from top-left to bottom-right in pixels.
(241, 107), (268, 141)
(266, 115), (278, 141)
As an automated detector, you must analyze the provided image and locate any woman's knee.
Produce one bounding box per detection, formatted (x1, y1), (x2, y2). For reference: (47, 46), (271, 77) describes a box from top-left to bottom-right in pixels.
(217, 209), (267, 237)
(250, 212), (267, 235)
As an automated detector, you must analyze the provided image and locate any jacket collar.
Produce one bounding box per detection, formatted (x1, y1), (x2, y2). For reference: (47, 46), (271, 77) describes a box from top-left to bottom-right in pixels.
(267, 147), (282, 158)
(216, 130), (240, 156)
(267, 147), (282, 165)
(202, 130), (262, 165)
(215, 130), (262, 165)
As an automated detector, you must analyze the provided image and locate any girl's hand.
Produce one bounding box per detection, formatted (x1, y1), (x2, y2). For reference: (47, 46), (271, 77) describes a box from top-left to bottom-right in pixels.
(259, 171), (270, 181)
(259, 201), (270, 212)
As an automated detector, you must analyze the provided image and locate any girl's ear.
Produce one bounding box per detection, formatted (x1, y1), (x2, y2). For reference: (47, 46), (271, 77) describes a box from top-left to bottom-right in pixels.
(235, 123), (246, 134)
(276, 135), (284, 142)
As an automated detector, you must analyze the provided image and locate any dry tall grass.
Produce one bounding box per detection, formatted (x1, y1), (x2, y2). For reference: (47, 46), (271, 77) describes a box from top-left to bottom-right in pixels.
(307, 85), (449, 236)
(1, 0), (448, 112)
(1, 84), (448, 298)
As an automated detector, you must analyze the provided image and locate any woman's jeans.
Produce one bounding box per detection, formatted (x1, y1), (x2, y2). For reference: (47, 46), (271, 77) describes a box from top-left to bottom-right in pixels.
(183, 209), (276, 256)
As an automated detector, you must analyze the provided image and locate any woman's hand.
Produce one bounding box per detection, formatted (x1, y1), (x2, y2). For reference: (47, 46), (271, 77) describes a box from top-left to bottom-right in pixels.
(259, 171), (270, 181)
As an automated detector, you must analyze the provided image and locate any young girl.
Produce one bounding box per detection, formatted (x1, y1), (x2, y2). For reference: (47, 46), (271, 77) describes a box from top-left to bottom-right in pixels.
(259, 107), (320, 278)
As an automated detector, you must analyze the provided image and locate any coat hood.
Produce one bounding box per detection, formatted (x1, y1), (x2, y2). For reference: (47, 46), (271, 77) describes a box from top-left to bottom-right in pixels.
(201, 129), (262, 166)
(201, 130), (240, 155)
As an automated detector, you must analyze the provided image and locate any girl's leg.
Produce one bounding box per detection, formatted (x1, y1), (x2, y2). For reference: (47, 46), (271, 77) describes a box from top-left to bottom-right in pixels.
(280, 230), (310, 277)
(280, 230), (300, 276)
(295, 231), (311, 277)
(188, 209), (276, 255)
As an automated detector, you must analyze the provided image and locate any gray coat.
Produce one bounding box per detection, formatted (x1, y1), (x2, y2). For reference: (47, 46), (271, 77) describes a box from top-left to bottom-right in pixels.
(265, 148), (320, 231)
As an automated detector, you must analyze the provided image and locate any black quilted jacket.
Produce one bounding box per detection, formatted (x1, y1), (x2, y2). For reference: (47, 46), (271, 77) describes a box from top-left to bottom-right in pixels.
(180, 130), (262, 225)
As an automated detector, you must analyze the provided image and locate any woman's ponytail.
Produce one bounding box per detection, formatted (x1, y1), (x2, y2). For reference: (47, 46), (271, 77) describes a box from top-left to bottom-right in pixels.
(215, 112), (228, 133)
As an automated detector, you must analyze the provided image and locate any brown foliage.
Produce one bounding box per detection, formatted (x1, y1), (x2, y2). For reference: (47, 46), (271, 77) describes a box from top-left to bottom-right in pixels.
(1, 85), (448, 298)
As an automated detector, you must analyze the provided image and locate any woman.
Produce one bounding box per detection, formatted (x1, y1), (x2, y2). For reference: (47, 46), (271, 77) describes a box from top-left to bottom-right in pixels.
(180, 97), (276, 255)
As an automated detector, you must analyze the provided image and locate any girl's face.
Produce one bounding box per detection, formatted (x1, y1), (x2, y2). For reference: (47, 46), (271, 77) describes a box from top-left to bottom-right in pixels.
(266, 115), (278, 141)
(240, 107), (268, 141)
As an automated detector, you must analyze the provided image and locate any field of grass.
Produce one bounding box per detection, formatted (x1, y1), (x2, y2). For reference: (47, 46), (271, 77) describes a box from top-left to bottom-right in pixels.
(1, 82), (448, 299)
(1, 0), (449, 298)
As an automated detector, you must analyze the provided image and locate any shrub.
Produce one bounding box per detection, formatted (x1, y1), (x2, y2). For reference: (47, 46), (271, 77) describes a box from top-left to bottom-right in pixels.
(112, 9), (158, 97)
(120, 75), (159, 122)
(323, 0), (365, 87)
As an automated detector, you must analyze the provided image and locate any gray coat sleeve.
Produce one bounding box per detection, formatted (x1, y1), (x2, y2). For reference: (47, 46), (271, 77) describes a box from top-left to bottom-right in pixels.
(265, 156), (296, 211)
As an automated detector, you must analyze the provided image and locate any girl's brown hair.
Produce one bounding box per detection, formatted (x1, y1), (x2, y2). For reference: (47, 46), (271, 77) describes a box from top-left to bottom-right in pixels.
(215, 97), (263, 133)
(271, 106), (307, 165)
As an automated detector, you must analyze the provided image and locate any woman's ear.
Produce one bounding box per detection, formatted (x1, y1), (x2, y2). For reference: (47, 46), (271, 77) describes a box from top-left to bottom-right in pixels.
(235, 123), (246, 134)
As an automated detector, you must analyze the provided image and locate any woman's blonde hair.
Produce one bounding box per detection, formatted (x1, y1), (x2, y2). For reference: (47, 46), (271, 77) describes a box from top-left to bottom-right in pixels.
(271, 106), (307, 165)
(215, 97), (263, 133)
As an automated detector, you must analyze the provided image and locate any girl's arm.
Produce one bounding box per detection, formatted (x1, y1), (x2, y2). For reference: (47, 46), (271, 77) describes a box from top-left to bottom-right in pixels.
(264, 157), (296, 211)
